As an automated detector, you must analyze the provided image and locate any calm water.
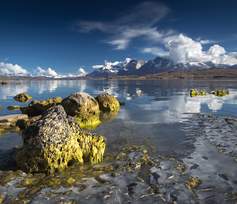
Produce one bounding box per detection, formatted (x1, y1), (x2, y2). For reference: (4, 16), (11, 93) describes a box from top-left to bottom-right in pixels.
(1, 79), (237, 157)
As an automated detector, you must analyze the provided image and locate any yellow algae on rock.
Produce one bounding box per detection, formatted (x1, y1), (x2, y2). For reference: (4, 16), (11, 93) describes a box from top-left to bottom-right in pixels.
(190, 89), (207, 97)
(211, 89), (229, 97)
(96, 93), (120, 112)
(185, 176), (201, 189)
(16, 105), (106, 173)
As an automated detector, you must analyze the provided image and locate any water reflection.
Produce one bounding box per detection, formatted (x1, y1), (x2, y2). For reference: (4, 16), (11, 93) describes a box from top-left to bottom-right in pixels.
(1, 80), (237, 120)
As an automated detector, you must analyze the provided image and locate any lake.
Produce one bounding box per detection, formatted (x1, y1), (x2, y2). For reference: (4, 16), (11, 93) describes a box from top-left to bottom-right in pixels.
(1, 79), (237, 156)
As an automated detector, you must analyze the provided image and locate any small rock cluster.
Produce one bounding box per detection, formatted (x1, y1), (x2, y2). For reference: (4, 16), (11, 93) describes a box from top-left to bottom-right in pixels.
(190, 88), (229, 97)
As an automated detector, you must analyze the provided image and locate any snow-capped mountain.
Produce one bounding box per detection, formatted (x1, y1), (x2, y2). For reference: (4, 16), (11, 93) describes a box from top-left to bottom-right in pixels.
(88, 56), (236, 77)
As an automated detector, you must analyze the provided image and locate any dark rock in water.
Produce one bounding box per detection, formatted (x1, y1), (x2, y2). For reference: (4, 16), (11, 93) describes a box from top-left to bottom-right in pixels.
(62, 92), (101, 129)
(7, 105), (21, 111)
(14, 92), (32, 103)
(96, 93), (120, 112)
(20, 97), (62, 117)
(0, 81), (8, 85)
(16, 105), (106, 173)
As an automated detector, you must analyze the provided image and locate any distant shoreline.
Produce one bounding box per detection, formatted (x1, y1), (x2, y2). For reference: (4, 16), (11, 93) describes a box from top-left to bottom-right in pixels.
(1, 68), (237, 82)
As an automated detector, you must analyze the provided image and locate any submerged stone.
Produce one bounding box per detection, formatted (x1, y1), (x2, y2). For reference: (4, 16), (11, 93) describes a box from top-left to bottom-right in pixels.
(7, 105), (21, 111)
(96, 93), (120, 112)
(20, 97), (62, 117)
(16, 105), (106, 173)
(14, 92), (32, 103)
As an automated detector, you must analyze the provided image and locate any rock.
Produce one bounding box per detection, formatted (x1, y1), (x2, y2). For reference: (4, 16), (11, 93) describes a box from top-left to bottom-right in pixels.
(96, 93), (120, 112)
(0, 81), (8, 85)
(211, 89), (229, 97)
(20, 97), (62, 117)
(16, 105), (106, 173)
(190, 89), (207, 97)
(7, 105), (21, 111)
(0, 106), (3, 112)
(62, 92), (101, 129)
(14, 92), (32, 103)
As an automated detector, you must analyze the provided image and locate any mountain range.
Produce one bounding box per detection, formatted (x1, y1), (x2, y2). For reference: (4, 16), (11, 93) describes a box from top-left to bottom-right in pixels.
(87, 57), (237, 78)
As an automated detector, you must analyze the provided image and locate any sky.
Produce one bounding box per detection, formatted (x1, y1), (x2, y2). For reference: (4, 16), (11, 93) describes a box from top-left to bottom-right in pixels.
(0, 0), (237, 76)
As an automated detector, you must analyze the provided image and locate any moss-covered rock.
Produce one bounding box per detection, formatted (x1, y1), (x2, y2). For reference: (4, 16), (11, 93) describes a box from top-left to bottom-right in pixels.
(20, 97), (62, 117)
(14, 93), (32, 103)
(0, 106), (3, 112)
(16, 105), (106, 173)
(190, 89), (207, 97)
(211, 89), (229, 97)
(96, 93), (120, 112)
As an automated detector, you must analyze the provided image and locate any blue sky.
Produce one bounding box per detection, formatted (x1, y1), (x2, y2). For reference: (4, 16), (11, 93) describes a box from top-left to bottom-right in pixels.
(0, 0), (237, 75)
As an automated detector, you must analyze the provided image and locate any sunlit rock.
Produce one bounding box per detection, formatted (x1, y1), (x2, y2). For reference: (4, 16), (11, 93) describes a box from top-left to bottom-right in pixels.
(190, 89), (207, 97)
(20, 97), (62, 117)
(16, 105), (106, 173)
(14, 92), (32, 103)
(62, 92), (101, 129)
(96, 93), (120, 112)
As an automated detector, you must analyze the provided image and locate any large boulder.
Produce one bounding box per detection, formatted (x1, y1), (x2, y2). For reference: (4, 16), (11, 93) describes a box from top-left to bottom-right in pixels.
(20, 97), (62, 117)
(96, 93), (120, 112)
(16, 105), (105, 173)
(62, 92), (101, 129)
(14, 93), (32, 103)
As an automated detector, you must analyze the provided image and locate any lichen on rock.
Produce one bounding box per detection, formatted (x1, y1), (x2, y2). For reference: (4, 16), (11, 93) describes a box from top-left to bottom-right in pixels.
(96, 93), (120, 112)
(14, 92), (32, 103)
(20, 97), (62, 117)
(16, 105), (106, 173)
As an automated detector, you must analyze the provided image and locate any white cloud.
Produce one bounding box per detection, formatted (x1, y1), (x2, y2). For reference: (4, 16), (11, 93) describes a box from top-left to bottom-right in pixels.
(142, 47), (169, 57)
(0, 62), (28, 76)
(77, 1), (237, 66)
(36, 67), (58, 78)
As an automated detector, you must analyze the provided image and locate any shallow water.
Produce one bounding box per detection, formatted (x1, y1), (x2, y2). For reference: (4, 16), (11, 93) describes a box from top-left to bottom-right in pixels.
(1, 79), (237, 156)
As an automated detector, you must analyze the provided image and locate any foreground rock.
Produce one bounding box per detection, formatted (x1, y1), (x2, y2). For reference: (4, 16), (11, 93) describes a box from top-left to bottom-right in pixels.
(16, 105), (106, 173)
(14, 93), (32, 103)
(96, 93), (120, 112)
(20, 97), (62, 117)
(62, 92), (101, 129)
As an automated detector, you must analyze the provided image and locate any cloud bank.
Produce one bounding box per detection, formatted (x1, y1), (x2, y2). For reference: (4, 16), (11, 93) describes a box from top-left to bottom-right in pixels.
(0, 64), (87, 78)
(0, 62), (29, 76)
(78, 1), (237, 66)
